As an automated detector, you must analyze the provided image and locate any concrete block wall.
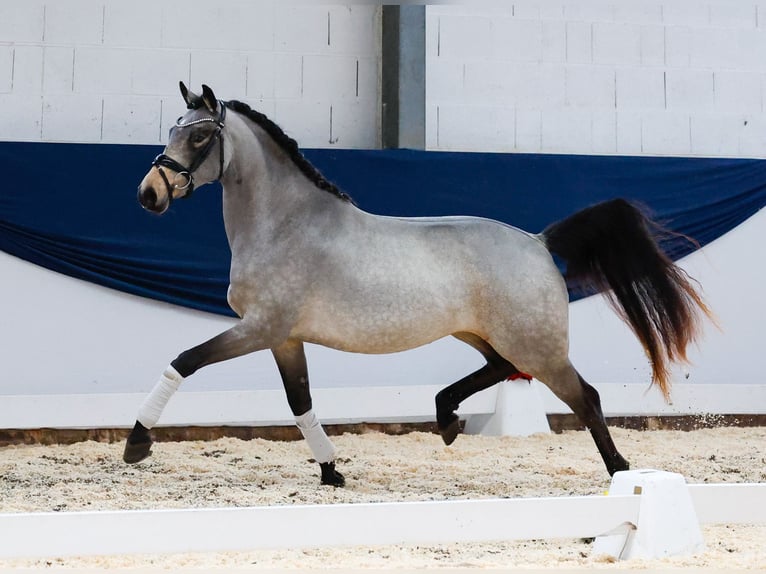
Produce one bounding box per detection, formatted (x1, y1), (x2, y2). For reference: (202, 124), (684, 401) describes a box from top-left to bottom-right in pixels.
(427, 2), (766, 157)
(0, 1), (380, 148)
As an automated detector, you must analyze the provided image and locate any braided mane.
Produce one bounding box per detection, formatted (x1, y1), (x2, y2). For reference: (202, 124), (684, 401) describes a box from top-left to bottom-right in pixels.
(224, 100), (352, 203)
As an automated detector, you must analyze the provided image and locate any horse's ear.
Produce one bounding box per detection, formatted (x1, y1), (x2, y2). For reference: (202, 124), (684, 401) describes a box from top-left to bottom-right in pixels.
(180, 81), (201, 109)
(201, 84), (218, 113)
(200, 84), (218, 113)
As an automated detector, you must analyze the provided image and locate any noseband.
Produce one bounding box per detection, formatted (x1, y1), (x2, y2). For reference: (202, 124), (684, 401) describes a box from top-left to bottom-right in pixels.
(152, 102), (227, 200)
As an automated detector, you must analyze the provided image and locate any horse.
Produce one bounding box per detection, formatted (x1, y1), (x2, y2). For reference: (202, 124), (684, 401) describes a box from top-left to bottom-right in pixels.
(125, 82), (712, 487)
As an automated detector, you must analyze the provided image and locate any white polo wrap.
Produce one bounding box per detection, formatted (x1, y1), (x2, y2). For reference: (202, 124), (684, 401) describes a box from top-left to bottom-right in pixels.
(295, 409), (336, 464)
(137, 366), (184, 429)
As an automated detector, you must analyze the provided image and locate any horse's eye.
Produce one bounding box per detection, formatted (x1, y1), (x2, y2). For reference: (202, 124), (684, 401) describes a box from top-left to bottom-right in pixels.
(191, 132), (207, 145)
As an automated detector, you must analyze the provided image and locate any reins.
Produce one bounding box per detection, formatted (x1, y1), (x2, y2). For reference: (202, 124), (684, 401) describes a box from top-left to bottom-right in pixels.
(152, 101), (227, 201)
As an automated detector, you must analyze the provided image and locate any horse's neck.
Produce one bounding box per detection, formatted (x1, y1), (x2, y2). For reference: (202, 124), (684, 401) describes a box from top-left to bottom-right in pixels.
(220, 133), (341, 251)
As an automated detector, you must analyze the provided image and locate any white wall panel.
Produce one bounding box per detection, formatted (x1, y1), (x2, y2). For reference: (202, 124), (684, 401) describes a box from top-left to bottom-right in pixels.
(11, 46), (43, 94)
(427, 2), (766, 157)
(101, 96), (162, 144)
(0, 1), (380, 148)
(0, 94), (41, 140)
(0, 46), (12, 93)
(0, 1), (44, 43)
(42, 47), (74, 94)
(41, 93), (102, 142)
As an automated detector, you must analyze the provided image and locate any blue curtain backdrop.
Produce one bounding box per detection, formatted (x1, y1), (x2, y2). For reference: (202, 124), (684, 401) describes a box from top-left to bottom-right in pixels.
(1, 141), (765, 316)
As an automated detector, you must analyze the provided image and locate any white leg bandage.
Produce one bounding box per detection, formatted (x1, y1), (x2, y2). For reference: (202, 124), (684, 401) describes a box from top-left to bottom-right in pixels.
(137, 366), (184, 429)
(295, 409), (336, 464)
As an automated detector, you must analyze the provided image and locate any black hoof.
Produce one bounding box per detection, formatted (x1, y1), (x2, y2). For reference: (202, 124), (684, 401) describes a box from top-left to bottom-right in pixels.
(320, 461), (345, 487)
(438, 413), (460, 446)
(607, 455), (630, 476)
(123, 421), (153, 464)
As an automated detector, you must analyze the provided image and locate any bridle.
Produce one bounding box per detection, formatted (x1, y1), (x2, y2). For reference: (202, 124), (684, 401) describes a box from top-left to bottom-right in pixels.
(152, 101), (227, 200)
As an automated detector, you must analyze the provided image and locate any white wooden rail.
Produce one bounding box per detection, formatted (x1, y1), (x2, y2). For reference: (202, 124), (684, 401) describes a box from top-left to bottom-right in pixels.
(0, 478), (763, 560)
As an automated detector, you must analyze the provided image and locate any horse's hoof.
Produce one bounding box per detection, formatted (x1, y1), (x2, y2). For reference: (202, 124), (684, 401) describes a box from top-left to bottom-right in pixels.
(438, 415), (460, 446)
(320, 461), (345, 487)
(123, 421), (153, 464)
(123, 439), (152, 464)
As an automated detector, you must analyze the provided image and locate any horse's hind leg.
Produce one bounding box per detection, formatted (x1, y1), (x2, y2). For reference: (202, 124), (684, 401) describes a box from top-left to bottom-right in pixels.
(435, 332), (521, 445)
(271, 339), (344, 487)
(541, 362), (629, 475)
(123, 320), (267, 464)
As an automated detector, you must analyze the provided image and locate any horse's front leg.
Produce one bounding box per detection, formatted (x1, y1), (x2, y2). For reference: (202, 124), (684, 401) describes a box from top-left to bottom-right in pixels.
(123, 320), (268, 464)
(272, 339), (344, 487)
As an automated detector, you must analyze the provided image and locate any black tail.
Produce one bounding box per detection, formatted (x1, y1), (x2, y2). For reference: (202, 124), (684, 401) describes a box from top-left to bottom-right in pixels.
(542, 198), (712, 399)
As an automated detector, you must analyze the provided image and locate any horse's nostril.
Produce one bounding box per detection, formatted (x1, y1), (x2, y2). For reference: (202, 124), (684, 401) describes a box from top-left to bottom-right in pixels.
(139, 186), (157, 208)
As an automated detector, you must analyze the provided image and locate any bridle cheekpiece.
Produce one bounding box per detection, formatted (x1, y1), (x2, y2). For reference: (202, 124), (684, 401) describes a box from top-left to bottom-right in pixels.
(151, 100), (227, 200)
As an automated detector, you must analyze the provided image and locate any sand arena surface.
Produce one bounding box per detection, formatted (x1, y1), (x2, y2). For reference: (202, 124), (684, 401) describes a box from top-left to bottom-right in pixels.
(0, 426), (764, 570)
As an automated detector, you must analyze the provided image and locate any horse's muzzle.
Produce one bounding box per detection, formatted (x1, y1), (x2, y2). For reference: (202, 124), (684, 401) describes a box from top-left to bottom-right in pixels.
(137, 184), (166, 214)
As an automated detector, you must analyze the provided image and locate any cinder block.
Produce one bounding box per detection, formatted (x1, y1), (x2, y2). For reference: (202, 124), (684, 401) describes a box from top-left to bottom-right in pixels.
(0, 2), (44, 43)
(592, 110), (617, 153)
(463, 61), (515, 107)
(356, 56), (378, 103)
(273, 54), (303, 99)
(132, 50), (190, 96)
(162, 2), (274, 52)
(709, 4), (757, 28)
(688, 28), (742, 70)
(664, 26), (691, 67)
(738, 115), (766, 156)
(11, 46), (43, 94)
(104, 1), (162, 48)
(42, 94), (103, 143)
(437, 14), (492, 60)
(665, 69), (714, 111)
(0, 94), (42, 141)
(564, 4), (614, 22)
(303, 55), (358, 102)
(327, 6), (379, 56)
(690, 114), (744, 156)
(102, 96), (162, 144)
(190, 51), (248, 98)
(275, 5), (331, 54)
(44, 0), (104, 45)
(512, 63), (566, 109)
(42, 47), (74, 94)
(491, 18), (542, 62)
(436, 104), (515, 152)
(613, 4), (662, 24)
(426, 58), (464, 104)
(247, 53), (276, 100)
(426, 103), (438, 149)
(515, 108), (541, 151)
(74, 48), (133, 95)
(662, 4), (710, 27)
(0, 47), (12, 93)
(616, 110), (642, 154)
(541, 108), (592, 153)
(566, 66), (614, 108)
(616, 68), (665, 109)
(593, 22), (641, 66)
(566, 21), (592, 63)
(273, 100), (331, 148)
(542, 20), (566, 62)
(714, 71), (762, 112)
(641, 111), (691, 155)
(640, 25), (665, 66)
(327, 100), (379, 149)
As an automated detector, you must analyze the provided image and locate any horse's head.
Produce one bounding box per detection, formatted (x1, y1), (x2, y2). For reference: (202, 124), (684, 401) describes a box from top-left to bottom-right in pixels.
(138, 82), (228, 214)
